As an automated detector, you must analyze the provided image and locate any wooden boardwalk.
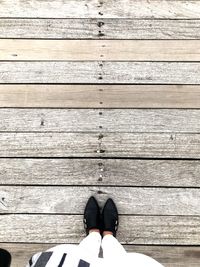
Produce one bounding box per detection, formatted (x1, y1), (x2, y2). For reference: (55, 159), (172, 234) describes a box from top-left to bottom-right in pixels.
(0, 1), (200, 266)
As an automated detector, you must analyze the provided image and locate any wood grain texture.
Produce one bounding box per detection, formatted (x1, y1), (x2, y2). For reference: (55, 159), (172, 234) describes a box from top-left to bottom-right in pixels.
(0, 0), (200, 264)
(1, 186), (200, 215)
(0, 158), (199, 187)
(0, 109), (199, 133)
(2, 40), (200, 61)
(1, 62), (200, 84)
(0, 132), (199, 158)
(0, 1), (200, 261)
(1, 214), (200, 245)
(1, 0), (200, 18)
(2, 243), (200, 267)
(0, 132), (99, 157)
(100, 133), (200, 158)
(1, 19), (200, 40)
(0, 84), (199, 108)
(100, 19), (200, 40)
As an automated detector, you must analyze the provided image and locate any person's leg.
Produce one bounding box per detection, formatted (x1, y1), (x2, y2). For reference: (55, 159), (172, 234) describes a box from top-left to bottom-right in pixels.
(54, 231), (102, 267)
(79, 196), (102, 259)
(102, 236), (164, 267)
(27, 196), (102, 267)
(74, 196), (102, 266)
(42, 232), (101, 267)
(48, 196), (102, 266)
(27, 232), (102, 267)
(101, 198), (164, 267)
(101, 234), (126, 259)
(64, 197), (102, 266)
(77, 231), (102, 258)
(101, 198), (124, 259)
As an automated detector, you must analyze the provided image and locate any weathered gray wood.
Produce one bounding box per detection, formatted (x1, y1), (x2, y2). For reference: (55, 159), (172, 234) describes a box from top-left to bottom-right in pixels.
(0, 132), (98, 157)
(0, 62), (98, 84)
(0, 0), (199, 262)
(0, 109), (199, 133)
(0, 84), (199, 108)
(100, 133), (200, 158)
(2, 243), (200, 267)
(0, 132), (199, 158)
(1, 1), (200, 18)
(1, 186), (200, 215)
(1, 19), (200, 40)
(101, 19), (200, 40)
(1, 214), (200, 245)
(101, 62), (200, 84)
(0, 158), (199, 187)
(2, 40), (200, 61)
(1, 62), (200, 84)
(0, 19), (99, 39)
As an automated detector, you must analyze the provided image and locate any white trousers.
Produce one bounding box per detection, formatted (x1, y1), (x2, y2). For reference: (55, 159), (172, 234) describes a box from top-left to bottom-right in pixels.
(28, 232), (164, 267)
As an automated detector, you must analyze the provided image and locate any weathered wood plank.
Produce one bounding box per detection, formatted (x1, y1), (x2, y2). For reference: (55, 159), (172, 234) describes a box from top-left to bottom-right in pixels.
(0, 61), (98, 84)
(2, 40), (200, 61)
(0, 84), (199, 108)
(0, 132), (199, 158)
(0, 132), (98, 157)
(2, 243), (200, 267)
(0, 19), (99, 39)
(1, 186), (200, 215)
(0, 158), (199, 187)
(1, 0), (200, 18)
(1, 215), (200, 245)
(101, 133), (200, 158)
(0, 109), (199, 133)
(1, 19), (200, 40)
(101, 19), (200, 40)
(1, 62), (200, 84)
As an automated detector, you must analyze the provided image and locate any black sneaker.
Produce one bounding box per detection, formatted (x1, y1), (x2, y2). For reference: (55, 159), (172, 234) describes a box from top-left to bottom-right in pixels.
(102, 198), (119, 237)
(0, 248), (11, 267)
(83, 196), (101, 235)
